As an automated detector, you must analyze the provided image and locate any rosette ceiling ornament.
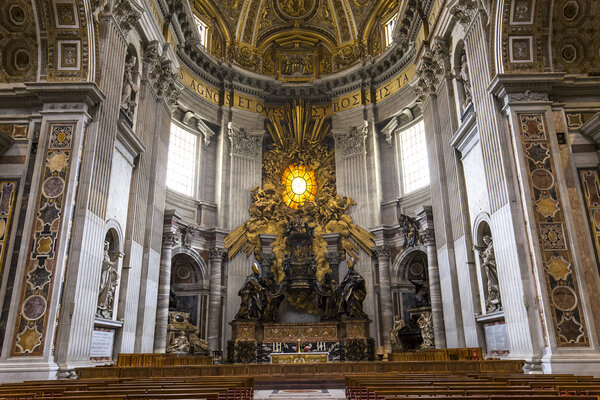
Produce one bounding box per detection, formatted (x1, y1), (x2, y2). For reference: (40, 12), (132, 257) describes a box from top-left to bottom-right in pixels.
(190, 0), (400, 81)
(225, 100), (374, 292)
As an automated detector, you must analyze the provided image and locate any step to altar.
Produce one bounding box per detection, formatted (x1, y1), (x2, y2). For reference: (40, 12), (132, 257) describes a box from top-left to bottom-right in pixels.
(255, 389), (346, 400)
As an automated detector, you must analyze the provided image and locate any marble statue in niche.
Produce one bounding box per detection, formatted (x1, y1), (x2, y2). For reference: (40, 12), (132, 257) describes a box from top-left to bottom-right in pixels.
(120, 52), (138, 120)
(97, 241), (120, 319)
(454, 50), (472, 111)
(338, 258), (368, 319)
(474, 234), (502, 312)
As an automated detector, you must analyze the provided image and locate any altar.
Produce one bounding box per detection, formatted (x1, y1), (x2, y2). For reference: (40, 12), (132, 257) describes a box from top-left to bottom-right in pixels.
(270, 352), (328, 364)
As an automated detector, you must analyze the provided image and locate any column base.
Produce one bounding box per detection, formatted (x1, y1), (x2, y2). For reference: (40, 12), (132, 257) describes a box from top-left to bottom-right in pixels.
(541, 352), (600, 377)
(0, 360), (59, 383)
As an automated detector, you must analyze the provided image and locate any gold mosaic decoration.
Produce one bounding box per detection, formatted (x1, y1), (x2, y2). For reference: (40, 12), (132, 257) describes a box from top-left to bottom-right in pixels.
(191, 0), (399, 80)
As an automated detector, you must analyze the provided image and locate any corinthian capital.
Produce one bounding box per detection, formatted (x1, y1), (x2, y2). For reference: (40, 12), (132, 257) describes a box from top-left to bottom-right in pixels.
(449, 0), (478, 29)
(333, 120), (369, 157)
(227, 123), (263, 158)
(412, 50), (443, 102)
(163, 232), (177, 247)
(374, 245), (391, 260)
(113, 0), (142, 36)
(209, 247), (227, 262)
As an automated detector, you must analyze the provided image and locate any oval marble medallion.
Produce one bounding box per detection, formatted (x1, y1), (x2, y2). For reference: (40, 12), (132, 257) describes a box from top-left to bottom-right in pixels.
(22, 295), (47, 321)
(552, 286), (578, 311)
(531, 169), (554, 191)
(42, 176), (65, 198)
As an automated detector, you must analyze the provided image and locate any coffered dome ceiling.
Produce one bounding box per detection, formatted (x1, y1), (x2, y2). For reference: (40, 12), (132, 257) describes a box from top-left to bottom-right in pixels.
(191, 0), (399, 80)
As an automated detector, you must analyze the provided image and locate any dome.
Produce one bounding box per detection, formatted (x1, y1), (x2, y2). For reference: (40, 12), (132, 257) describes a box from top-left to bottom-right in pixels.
(190, 0), (401, 81)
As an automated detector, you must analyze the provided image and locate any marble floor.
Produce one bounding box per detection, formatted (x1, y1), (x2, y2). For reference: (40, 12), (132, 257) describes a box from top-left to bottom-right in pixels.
(255, 389), (346, 400)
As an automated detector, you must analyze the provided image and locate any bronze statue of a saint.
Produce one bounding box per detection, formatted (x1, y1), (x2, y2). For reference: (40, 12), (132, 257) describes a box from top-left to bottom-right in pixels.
(316, 271), (340, 320)
(235, 262), (266, 320)
(260, 271), (283, 322)
(338, 258), (368, 319)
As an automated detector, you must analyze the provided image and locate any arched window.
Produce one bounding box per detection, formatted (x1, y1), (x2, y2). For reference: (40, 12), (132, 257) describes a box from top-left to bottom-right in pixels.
(166, 123), (198, 196)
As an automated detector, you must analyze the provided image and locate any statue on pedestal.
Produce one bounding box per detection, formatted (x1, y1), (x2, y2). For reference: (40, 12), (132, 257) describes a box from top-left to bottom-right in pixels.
(474, 235), (502, 312)
(235, 262), (266, 320)
(390, 316), (406, 352)
(338, 258), (368, 319)
(417, 312), (434, 349)
(315, 271), (340, 320)
(97, 241), (119, 319)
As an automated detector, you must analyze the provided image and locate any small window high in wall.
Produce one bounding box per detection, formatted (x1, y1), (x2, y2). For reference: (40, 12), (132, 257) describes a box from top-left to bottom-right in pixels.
(399, 120), (429, 194)
(384, 14), (397, 48)
(194, 15), (209, 48)
(167, 123), (197, 197)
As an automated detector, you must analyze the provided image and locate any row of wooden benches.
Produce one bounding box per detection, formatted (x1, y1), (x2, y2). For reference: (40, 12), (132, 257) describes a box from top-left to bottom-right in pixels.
(345, 372), (600, 399)
(0, 376), (253, 399)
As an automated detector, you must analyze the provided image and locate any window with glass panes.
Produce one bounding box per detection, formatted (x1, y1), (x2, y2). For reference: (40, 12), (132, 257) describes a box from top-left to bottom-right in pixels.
(399, 120), (429, 194)
(384, 14), (397, 47)
(166, 123), (197, 196)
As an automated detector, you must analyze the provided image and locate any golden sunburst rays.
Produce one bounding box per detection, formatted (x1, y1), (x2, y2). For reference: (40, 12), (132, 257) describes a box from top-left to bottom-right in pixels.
(265, 99), (331, 149)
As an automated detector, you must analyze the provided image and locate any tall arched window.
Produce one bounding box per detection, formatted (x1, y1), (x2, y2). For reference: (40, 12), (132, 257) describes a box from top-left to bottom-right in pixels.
(166, 123), (197, 196)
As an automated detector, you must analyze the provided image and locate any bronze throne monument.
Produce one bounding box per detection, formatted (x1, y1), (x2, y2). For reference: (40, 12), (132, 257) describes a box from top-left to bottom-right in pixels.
(229, 223), (373, 364)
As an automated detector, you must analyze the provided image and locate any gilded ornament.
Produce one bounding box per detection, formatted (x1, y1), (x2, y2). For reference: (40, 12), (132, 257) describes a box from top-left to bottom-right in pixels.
(225, 100), (374, 311)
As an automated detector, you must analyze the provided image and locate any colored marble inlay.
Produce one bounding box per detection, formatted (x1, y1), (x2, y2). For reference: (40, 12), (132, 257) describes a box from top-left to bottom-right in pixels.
(0, 179), (19, 276)
(12, 124), (74, 356)
(519, 113), (589, 346)
(578, 168), (600, 277)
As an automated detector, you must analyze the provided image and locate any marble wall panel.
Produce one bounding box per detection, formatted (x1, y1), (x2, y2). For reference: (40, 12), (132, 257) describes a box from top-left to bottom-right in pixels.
(12, 124), (75, 356)
(0, 180), (18, 277)
(518, 113), (589, 346)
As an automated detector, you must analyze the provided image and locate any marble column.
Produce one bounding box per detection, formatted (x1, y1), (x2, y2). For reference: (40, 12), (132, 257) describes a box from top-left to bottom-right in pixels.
(417, 206), (447, 348)
(374, 245), (393, 353)
(153, 231), (177, 352)
(207, 247), (226, 352)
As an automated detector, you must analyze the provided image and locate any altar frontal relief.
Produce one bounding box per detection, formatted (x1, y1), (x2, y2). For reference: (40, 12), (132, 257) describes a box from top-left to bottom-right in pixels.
(225, 99), (374, 314)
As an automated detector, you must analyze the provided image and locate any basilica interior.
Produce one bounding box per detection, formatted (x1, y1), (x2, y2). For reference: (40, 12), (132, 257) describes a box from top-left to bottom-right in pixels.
(1, 0), (600, 392)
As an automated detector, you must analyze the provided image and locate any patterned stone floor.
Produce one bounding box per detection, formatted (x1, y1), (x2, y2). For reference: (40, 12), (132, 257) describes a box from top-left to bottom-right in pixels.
(255, 389), (346, 400)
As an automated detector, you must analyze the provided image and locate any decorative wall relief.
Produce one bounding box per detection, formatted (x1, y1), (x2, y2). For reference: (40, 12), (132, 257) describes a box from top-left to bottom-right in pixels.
(0, 180), (19, 276)
(578, 168), (600, 276)
(519, 113), (589, 346)
(12, 124), (75, 355)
